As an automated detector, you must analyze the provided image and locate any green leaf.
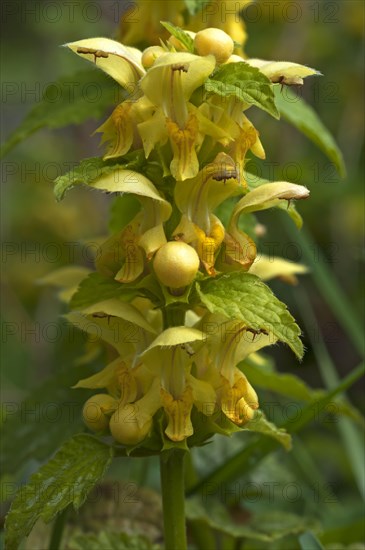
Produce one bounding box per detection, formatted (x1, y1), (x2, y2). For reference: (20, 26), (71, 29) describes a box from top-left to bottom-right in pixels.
(274, 86), (346, 177)
(109, 194), (141, 233)
(197, 272), (304, 359)
(243, 362), (365, 427)
(206, 62), (280, 119)
(244, 410), (292, 450)
(319, 517), (365, 546)
(160, 21), (194, 52)
(68, 531), (160, 550)
(54, 157), (127, 201)
(1, 363), (94, 476)
(70, 272), (140, 310)
(186, 498), (318, 542)
(1, 70), (119, 158)
(299, 531), (325, 550)
(4, 434), (114, 550)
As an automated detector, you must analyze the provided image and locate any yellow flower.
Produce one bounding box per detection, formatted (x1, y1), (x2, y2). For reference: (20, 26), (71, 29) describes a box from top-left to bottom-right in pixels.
(84, 169), (171, 283)
(173, 152), (243, 273)
(140, 52), (217, 180)
(96, 97), (154, 159)
(140, 327), (216, 441)
(217, 181), (310, 273)
(65, 38), (144, 88)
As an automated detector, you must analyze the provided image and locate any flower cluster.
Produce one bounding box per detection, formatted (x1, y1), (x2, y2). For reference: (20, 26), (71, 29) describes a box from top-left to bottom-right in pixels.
(64, 24), (315, 448)
(75, 301), (274, 445)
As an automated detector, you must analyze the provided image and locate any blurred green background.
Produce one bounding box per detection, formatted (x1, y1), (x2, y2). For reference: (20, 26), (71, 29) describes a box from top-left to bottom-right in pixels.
(1, 1), (364, 548)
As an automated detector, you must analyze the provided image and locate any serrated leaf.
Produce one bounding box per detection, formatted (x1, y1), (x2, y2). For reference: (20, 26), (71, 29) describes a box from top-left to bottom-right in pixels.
(68, 531), (160, 550)
(197, 272), (303, 358)
(274, 86), (346, 177)
(205, 62), (279, 119)
(244, 410), (292, 450)
(1, 70), (119, 158)
(1, 364), (94, 476)
(186, 498), (318, 541)
(161, 21), (194, 52)
(70, 272), (139, 310)
(54, 157), (128, 201)
(4, 434), (114, 550)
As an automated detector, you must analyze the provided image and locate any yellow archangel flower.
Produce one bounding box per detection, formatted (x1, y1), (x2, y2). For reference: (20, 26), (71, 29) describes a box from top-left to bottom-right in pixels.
(65, 38), (232, 182)
(174, 152), (256, 274)
(195, 314), (277, 425)
(139, 51), (225, 181)
(140, 327), (216, 442)
(83, 169), (172, 283)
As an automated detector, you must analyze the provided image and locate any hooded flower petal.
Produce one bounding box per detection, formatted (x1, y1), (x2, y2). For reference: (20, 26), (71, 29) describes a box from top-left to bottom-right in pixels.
(246, 59), (321, 85)
(207, 317), (277, 385)
(175, 153), (242, 233)
(140, 52), (216, 114)
(229, 181), (309, 229)
(65, 38), (145, 88)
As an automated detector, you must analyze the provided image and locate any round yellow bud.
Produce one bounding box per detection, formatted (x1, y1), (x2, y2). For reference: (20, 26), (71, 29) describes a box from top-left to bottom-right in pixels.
(82, 394), (117, 432)
(110, 404), (152, 445)
(194, 28), (234, 64)
(153, 241), (200, 289)
(141, 46), (165, 69)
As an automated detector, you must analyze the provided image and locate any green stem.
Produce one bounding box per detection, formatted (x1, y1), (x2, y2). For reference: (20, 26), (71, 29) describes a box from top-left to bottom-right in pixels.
(163, 305), (186, 328)
(160, 450), (188, 550)
(48, 506), (68, 550)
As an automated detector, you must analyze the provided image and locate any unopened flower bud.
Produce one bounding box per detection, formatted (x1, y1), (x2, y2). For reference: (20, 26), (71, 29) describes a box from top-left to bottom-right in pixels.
(153, 241), (200, 289)
(110, 404), (152, 445)
(82, 394), (118, 432)
(142, 46), (165, 69)
(194, 28), (234, 64)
